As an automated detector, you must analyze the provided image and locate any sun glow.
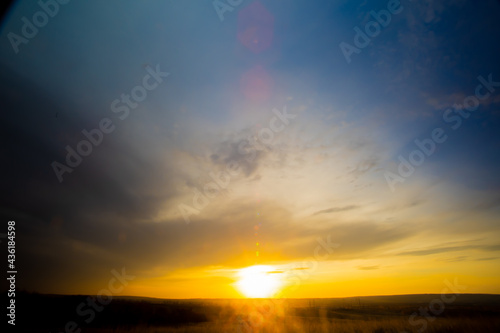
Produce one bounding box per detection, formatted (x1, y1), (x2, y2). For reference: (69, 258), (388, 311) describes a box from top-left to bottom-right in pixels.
(236, 265), (283, 298)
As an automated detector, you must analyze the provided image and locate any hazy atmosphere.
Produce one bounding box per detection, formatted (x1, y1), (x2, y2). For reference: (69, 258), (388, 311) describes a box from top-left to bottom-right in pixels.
(1, 1), (500, 330)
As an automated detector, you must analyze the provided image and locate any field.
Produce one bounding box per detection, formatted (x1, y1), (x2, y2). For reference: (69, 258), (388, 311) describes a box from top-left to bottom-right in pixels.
(11, 292), (500, 332)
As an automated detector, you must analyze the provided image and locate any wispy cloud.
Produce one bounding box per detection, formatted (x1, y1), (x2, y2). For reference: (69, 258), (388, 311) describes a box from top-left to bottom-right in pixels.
(397, 244), (500, 257)
(357, 265), (379, 270)
(312, 205), (359, 216)
(437, 256), (468, 263)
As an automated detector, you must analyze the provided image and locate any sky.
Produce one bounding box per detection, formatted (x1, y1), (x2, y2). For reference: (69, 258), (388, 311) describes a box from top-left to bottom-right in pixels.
(0, 0), (499, 299)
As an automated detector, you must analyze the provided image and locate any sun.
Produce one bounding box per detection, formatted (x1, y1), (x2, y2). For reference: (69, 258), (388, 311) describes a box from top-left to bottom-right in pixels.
(236, 265), (283, 298)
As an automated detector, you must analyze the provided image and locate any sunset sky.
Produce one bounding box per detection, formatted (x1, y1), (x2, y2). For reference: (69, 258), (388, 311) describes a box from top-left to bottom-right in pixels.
(1, 0), (500, 299)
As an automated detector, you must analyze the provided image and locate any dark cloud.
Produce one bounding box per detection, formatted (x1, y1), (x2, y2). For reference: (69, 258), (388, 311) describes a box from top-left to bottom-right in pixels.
(7, 192), (417, 293)
(312, 205), (359, 216)
(210, 138), (266, 178)
(0, 63), (189, 293)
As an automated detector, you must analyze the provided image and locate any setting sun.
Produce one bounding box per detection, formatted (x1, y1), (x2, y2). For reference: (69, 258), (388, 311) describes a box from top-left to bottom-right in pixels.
(236, 265), (283, 298)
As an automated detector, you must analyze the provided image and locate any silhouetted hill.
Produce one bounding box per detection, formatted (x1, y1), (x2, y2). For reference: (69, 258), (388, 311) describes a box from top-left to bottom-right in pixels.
(7, 291), (500, 332)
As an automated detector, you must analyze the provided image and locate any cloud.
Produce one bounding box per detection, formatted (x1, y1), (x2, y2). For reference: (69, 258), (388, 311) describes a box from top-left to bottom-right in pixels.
(397, 244), (500, 257)
(437, 256), (468, 263)
(10, 191), (420, 293)
(357, 265), (379, 270)
(474, 195), (500, 210)
(2, 0), (500, 298)
(209, 138), (266, 178)
(348, 156), (379, 178)
(476, 257), (500, 262)
(312, 205), (359, 216)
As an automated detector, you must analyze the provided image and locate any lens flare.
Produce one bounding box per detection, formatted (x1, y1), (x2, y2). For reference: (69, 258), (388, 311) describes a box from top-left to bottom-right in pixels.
(236, 265), (283, 298)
